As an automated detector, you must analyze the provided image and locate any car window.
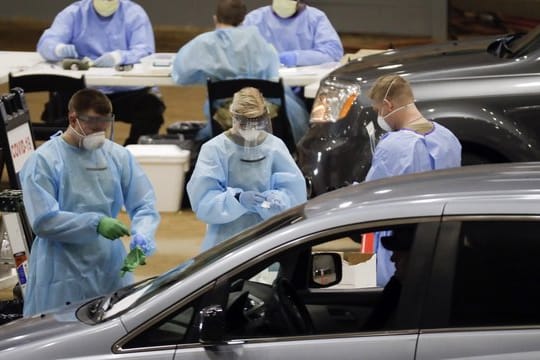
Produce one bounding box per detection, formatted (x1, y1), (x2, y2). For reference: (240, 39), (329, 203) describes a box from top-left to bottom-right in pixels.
(123, 305), (196, 348)
(450, 220), (540, 327)
(219, 223), (427, 339)
(250, 262), (281, 285)
(312, 233), (376, 289)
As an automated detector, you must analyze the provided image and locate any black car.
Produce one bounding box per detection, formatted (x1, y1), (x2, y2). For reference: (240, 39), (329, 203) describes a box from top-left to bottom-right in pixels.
(298, 26), (540, 197)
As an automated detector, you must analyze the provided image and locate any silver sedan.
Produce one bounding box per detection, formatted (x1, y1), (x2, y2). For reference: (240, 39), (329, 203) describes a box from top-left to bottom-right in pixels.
(2, 162), (540, 359)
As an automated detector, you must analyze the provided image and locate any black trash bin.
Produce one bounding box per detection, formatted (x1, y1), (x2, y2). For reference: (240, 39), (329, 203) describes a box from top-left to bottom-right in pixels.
(166, 121), (205, 140)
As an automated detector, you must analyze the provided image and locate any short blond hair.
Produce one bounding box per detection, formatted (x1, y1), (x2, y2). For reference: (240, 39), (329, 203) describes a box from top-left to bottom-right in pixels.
(368, 74), (414, 104)
(230, 87), (267, 118)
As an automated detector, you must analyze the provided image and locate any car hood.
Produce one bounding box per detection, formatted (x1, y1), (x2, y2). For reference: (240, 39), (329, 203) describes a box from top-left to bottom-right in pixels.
(0, 305), (89, 350)
(333, 35), (516, 85)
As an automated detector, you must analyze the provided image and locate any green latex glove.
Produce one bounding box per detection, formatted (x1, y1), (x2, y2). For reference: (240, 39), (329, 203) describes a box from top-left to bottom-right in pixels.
(120, 247), (146, 277)
(97, 217), (130, 240)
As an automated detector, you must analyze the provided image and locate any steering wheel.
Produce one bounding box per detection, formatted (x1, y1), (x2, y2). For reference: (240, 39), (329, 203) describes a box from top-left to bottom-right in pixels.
(273, 278), (314, 335)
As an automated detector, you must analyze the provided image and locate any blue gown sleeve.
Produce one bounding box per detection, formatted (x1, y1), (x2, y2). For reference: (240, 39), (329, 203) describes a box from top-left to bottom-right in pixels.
(187, 141), (248, 224)
(257, 140), (307, 219)
(121, 153), (160, 249)
(118, 7), (155, 65)
(36, 6), (78, 61)
(20, 153), (102, 245)
(171, 35), (208, 85)
(293, 13), (343, 66)
(36, 4), (154, 64)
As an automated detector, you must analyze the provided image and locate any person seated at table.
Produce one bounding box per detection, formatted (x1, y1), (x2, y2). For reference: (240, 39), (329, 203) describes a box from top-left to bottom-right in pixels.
(171, 0), (309, 145)
(243, 0), (344, 67)
(36, 0), (165, 145)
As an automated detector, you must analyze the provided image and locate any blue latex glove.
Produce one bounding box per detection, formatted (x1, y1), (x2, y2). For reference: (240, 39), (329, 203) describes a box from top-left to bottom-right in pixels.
(55, 44), (78, 59)
(93, 51), (120, 67)
(279, 51), (297, 67)
(130, 233), (156, 256)
(238, 191), (265, 212)
(265, 191), (286, 211)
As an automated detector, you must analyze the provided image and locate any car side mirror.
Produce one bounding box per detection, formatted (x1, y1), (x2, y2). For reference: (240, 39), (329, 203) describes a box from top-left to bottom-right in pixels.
(199, 305), (225, 345)
(311, 252), (342, 288)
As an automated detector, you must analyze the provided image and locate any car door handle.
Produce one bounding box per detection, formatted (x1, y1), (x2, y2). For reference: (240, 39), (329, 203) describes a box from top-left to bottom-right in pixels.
(328, 308), (357, 321)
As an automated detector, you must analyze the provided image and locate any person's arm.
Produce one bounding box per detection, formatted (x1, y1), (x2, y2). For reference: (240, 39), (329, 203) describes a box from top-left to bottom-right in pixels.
(365, 145), (392, 182)
(117, 6), (155, 64)
(171, 35), (209, 85)
(186, 142), (249, 224)
(290, 11), (344, 66)
(20, 154), (103, 244)
(121, 153), (160, 249)
(36, 5), (78, 61)
(254, 31), (280, 80)
(257, 139), (307, 219)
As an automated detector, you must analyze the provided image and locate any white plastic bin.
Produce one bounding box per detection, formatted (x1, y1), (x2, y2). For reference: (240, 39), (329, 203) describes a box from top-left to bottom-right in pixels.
(126, 144), (190, 212)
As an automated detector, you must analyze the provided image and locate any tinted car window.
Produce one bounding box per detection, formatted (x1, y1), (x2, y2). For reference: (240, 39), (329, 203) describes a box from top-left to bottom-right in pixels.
(123, 305), (195, 348)
(450, 221), (540, 327)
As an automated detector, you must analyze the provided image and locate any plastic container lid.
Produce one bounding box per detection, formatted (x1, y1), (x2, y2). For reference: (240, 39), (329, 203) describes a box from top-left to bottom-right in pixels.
(126, 144), (190, 164)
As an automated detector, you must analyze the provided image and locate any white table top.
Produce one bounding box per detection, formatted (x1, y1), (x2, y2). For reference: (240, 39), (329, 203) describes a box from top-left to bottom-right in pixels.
(1, 51), (341, 98)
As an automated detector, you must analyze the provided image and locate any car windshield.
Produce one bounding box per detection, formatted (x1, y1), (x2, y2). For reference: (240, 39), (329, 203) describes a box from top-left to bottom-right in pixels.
(82, 205), (305, 323)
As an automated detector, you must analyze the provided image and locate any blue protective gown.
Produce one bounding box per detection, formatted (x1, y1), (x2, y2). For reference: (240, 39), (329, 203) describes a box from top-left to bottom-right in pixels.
(366, 122), (462, 286)
(243, 5), (344, 66)
(20, 136), (160, 316)
(36, 0), (155, 94)
(171, 26), (309, 144)
(187, 133), (307, 252)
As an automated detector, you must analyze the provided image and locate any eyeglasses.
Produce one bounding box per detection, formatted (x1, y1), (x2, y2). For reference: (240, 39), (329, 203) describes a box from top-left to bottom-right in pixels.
(77, 113), (115, 123)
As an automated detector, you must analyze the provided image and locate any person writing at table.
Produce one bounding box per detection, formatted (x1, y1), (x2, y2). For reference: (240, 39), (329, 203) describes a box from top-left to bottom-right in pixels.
(171, 0), (310, 144)
(36, 0), (165, 145)
(243, 0), (344, 67)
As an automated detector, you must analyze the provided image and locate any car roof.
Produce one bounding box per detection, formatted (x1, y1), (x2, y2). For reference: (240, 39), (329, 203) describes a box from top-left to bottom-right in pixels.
(304, 162), (540, 221)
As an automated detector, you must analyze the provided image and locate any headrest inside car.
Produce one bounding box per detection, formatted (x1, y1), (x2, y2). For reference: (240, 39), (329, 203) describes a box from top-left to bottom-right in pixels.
(381, 227), (415, 251)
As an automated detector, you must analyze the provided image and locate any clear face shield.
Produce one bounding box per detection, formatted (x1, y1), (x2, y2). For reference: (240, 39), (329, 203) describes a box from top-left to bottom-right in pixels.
(229, 111), (272, 162)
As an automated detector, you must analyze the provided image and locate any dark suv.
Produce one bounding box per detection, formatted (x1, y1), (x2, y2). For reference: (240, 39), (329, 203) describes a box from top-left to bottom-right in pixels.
(298, 26), (540, 197)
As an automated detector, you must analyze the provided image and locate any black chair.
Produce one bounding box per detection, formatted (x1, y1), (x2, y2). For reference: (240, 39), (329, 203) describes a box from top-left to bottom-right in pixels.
(8, 73), (86, 141)
(206, 78), (295, 154)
